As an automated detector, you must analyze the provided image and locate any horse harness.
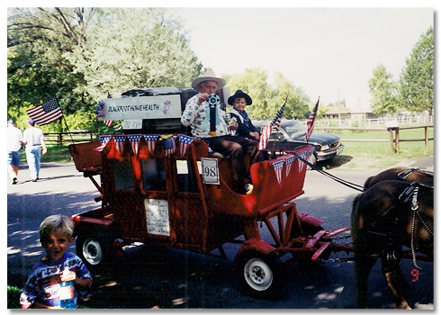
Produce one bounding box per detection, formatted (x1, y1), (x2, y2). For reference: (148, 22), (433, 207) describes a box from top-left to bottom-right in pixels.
(367, 181), (433, 268)
(396, 168), (434, 186)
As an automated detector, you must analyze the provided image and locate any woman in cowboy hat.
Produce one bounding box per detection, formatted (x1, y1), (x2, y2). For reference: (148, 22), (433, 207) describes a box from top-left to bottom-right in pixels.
(228, 90), (259, 141)
(181, 70), (261, 195)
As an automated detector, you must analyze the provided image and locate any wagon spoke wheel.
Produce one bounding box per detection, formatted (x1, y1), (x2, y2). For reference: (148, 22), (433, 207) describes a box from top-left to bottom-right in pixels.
(236, 250), (284, 299)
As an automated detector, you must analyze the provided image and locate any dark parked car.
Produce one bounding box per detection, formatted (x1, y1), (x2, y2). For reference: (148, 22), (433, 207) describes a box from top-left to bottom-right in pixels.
(254, 120), (344, 165)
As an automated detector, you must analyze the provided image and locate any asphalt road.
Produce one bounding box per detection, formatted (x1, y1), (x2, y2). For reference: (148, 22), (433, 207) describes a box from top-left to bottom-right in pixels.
(7, 159), (434, 309)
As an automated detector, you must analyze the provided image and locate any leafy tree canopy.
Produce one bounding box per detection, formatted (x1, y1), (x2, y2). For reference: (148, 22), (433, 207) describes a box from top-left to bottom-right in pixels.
(368, 64), (399, 116)
(225, 68), (310, 120)
(7, 7), (202, 132)
(399, 26), (434, 114)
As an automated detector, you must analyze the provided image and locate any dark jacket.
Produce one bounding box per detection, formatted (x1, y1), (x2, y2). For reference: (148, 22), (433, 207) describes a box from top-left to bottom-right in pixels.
(229, 109), (258, 139)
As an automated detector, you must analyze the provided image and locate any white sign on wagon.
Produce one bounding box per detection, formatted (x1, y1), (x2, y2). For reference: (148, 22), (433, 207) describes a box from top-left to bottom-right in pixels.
(100, 95), (181, 121)
(123, 119), (143, 130)
(145, 199), (170, 236)
(201, 158), (220, 185)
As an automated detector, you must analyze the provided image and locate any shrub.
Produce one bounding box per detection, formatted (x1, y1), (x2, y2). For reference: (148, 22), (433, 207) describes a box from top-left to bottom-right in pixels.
(7, 286), (22, 309)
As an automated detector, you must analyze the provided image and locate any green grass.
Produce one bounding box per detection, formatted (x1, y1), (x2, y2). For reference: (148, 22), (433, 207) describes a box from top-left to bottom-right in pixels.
(19, 145), (73, 164)
(328, 128), (434, 170)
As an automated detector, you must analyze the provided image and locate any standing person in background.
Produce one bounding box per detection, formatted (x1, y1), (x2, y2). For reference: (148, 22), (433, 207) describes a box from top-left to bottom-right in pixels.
(228, 90), (260, 141)
(22, 120), (47, 182)
(6, 119), (23, 184)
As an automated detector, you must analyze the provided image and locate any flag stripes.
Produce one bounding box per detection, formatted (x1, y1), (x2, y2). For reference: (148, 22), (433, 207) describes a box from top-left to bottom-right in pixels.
(26, 97), (63, 126)
(306, 98), (320, 142)
(258, 102), (286, 151)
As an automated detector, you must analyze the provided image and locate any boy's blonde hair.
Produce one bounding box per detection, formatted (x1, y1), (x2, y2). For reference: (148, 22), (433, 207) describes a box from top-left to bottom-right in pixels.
(39, 215), (74, 244)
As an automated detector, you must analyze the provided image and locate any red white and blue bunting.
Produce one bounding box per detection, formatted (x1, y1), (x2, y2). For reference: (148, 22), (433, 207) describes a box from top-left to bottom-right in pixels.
(285, 155), (295, 177)
(272, 159), (285, 187)
(96, 134), (194, 158)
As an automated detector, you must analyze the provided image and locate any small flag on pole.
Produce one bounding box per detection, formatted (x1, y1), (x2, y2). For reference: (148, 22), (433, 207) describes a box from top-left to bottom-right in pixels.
(162, 136), (176, 156)
(104, 120), (114, 127)
(26, 97), (63, 126)
(305, 98), (320, 142)
(258, 102), (286, 151)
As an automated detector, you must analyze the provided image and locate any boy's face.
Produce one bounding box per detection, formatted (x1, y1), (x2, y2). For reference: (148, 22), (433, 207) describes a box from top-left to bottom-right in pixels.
(233, 98), (247, 112)
(42, 228), (73, 263)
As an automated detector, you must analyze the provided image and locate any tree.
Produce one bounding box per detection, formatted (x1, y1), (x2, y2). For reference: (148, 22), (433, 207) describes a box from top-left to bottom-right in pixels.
(7, 7), (89, 128)
(226, 68), (309, 120)
(67, 8), (202, 103)
(399, 26), (434, 115)
(368, 64), (399, 116)
(7, 7), (202, 132)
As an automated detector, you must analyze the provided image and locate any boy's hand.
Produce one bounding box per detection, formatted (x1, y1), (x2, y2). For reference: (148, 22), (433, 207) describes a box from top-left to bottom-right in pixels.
(250, 131), (260, 140)
(60, 270), (76, 282)
(229, 122), (238, 131)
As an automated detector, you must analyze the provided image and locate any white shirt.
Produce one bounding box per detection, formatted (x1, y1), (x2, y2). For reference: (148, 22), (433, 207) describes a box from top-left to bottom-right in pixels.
(23, 127), (45, 147)
(6, 126), (23, 152)
(181, 94), (230, 137)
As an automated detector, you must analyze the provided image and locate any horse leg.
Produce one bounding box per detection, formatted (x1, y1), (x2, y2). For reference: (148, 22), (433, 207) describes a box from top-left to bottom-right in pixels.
(354, 255), (377, 308)
(381, 256), (411, 309)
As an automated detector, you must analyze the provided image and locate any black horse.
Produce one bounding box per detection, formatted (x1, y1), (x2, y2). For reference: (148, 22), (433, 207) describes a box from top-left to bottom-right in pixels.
(363, 167), (433, 190)
(351, 180), (433, 309)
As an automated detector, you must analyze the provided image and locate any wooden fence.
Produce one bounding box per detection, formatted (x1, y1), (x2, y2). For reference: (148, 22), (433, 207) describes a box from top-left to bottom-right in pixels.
(46, 125), (433, 155)
(314, 125), (434, 154)
(44, 131), (97, 147)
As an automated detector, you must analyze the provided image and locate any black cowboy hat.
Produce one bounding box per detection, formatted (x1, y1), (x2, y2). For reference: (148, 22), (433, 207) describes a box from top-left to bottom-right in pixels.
(228, 90), (252, 106)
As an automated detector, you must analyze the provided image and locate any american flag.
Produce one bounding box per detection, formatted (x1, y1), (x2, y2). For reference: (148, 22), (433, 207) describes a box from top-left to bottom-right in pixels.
(104, 120), (114, 127)
(305, 98), (320, 142)
(162, 136), (176, 156)
(144, 135), (159, 156)
(128, 135), (142, 155)
(272, 159), (285, 186)
(258, 102), (286, 151)
(26, 97), (63, 126)
(178, 135), (194, 157)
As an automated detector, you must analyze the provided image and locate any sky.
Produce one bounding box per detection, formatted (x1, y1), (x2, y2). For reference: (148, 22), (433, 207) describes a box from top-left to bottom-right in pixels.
(179, 6), (434, 111)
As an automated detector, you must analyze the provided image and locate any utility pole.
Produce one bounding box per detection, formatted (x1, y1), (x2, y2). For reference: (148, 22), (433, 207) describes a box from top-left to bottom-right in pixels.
(337, 88), (341, 127)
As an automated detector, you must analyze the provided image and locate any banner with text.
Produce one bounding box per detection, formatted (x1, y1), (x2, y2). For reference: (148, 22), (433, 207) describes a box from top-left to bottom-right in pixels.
(99, 95), (181, 120)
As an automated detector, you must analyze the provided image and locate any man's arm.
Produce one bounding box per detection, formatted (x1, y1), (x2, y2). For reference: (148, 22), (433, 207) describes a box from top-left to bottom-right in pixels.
(181, 95), (200, 127)
(41, 138), (47, 155)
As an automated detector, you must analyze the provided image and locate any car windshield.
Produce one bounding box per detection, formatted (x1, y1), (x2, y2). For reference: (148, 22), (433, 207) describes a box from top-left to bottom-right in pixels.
(280, 121), (307, 139)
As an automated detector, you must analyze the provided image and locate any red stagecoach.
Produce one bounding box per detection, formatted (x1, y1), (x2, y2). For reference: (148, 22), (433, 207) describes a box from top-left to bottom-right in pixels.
(69, 88), (351, 298)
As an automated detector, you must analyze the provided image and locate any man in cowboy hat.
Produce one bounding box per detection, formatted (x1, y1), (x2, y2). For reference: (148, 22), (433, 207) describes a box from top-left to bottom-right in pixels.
(181, 70), (261, 195)
(228, 90), (259, 141)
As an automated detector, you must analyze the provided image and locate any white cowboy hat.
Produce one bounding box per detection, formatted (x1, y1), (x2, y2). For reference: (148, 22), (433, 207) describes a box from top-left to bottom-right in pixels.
(191, 70), (226, 91)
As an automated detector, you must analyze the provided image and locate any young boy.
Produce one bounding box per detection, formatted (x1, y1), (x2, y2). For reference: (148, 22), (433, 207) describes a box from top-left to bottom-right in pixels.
(228, 90), (260, 141)
(20, 215), (92, 309)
